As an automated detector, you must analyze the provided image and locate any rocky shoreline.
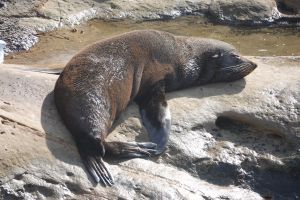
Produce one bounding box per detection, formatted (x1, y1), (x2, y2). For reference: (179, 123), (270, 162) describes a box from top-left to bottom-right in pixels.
(0, 1), (300, 199)
(1, 0), (300, 52)
(0, 56), (299, 199)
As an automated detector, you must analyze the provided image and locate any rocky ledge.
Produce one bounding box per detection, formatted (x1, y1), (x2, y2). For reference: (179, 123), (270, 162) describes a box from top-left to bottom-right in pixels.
(0, 56), (299, 199)
(1, 0), (300, 52)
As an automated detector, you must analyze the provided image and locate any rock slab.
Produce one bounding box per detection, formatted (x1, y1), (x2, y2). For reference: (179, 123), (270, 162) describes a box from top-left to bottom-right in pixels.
(0, 56), (299, 199)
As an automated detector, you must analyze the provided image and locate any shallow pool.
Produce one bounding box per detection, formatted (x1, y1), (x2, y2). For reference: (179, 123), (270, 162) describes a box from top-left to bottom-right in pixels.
(5, 16), (300, 68)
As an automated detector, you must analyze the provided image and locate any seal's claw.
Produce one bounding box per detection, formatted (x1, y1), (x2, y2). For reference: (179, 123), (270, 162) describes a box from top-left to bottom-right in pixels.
(121, 142), (158, 158)
(129, 142), (157, 149)
(138, 142), (158, 149)
(82, 155), (114, 186)
(104, 141), (158, 158)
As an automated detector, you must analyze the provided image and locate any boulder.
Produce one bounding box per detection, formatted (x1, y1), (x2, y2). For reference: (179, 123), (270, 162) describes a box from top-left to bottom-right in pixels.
(208, 0), (279, 25)
(276, 0), (300, 14)
(0, 56), (299, 199)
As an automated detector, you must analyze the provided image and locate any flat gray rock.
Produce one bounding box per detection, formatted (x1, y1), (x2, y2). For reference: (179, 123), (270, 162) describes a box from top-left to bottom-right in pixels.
(0, 57), (299, 199)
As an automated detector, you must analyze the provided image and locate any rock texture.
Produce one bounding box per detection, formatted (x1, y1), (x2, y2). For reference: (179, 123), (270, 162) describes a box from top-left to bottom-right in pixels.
(209, 0), (278, 24)
(276, 0), (300, 14)
(0, 56), (299, 199)
(1, 0), (299, 52)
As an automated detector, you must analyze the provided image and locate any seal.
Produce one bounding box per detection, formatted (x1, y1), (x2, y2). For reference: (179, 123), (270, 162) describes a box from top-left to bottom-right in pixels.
(54, 30), (257, 186)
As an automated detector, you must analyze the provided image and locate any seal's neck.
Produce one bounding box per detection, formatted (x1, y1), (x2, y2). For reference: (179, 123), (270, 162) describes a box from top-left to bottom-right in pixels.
(173, 38), (216, 89)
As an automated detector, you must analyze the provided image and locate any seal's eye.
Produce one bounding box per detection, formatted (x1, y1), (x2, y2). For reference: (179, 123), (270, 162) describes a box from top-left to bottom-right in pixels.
(231, 54), (240, 59)
(212, 54), (219, 58)
(212, 52), (223, 58)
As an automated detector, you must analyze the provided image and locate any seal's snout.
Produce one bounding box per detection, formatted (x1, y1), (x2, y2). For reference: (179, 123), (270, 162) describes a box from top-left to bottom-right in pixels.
(246, 58), (257, 69)
(253, 62), (257, 69)
(210, 54), (257, 83)
(252, 62), (257, 70)
(244, 58), (257, 75)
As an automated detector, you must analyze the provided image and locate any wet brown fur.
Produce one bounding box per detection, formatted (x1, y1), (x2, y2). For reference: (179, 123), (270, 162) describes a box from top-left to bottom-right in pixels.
(55, 30), (180, 139)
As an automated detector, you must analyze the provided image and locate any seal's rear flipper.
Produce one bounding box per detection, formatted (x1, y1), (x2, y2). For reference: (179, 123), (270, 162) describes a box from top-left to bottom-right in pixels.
(77, 137), (114, 186)
(82, 155), (114, 186)
(104, 141), (157, 158)
(135, 81), (171, 154)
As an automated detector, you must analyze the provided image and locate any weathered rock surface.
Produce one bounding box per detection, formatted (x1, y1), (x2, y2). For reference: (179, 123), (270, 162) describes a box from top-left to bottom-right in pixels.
(276, 0), (300, 14)
(1, 0), (299, 52)
(0, 56), (299, 199)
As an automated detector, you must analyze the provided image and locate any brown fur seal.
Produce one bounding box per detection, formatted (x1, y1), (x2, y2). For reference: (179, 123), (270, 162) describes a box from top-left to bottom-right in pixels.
(54, 30), (257, 186)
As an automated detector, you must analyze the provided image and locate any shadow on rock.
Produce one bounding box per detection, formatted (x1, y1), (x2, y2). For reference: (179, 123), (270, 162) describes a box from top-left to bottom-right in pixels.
(190, 112), (300, 199)
(167, 78), (246, 100)
(41, 91), (82, 166)
(41, 91), (99, 185)
(243, 158), (300, 200)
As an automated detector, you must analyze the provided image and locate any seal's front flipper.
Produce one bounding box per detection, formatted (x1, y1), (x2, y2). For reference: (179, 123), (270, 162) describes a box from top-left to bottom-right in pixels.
(136, 81), (171, 154)
(76, 136), (114, 186)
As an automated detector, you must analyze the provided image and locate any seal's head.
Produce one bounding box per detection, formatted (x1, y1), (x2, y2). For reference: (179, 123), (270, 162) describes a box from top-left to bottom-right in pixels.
(193, 39), (257, 84)
(205, 40), (257, 83)
(210, 51), (257, 83)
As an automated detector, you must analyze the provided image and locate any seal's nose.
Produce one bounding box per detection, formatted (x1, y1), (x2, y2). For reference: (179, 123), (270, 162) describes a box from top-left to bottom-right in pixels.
(242, 57), (257, 70)
(245, 58), (257, 70)
(252, 61), (257, 69)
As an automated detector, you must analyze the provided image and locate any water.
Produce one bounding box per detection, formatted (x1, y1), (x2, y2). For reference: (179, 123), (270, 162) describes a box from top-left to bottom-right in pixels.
(5, 16), (300, 68)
